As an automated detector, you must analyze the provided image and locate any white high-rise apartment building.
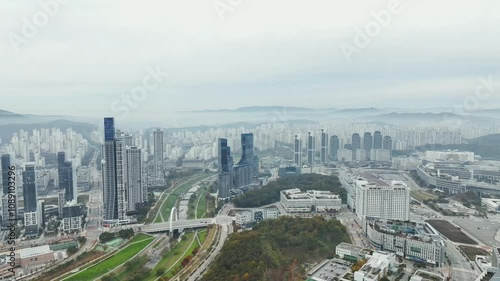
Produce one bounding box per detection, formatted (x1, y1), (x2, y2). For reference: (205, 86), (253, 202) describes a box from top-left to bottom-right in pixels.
(153, 129), (164, 178)
(126, 146), (143, 212)
(355, 180), (410, 221)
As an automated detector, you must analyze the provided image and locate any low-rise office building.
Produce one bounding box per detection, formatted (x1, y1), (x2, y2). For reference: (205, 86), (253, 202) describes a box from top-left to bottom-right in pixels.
(18, 245), (55, 268)
(336, 242), (372, 263)
(354, 251), (396, 281)
(62, 205), (83, 233)
(365, 219), (445, 266)
(280, 189), (342, 213)
(235, 208), (279, 227)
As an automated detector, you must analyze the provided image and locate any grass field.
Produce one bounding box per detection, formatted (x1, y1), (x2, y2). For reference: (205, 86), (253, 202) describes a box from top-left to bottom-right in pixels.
(144, 232), (199, 281)
(196, 192), (207, 219)
(198, 229), (208, 245)
(411, 189), (439, 202)
(155, 173), (213, 223)
(427, 220), (478, 245)
(111, 255), (150, 281)
(459, 245), (490, 260)
(64, 235), (154, 281)
(162, 232), (200, 279)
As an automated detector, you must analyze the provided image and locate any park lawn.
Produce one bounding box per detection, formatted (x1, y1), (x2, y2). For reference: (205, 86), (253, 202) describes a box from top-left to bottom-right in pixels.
(198, 229), (208, 245)
(196, 193), (207, 219)
(128, 233), (154, 243)
(111, 255), (150, 281)
(411, 189), (439, 201)
(145, 232), (197, 281)
(65, 236), (154, 281)
(162, 232), (201, 279)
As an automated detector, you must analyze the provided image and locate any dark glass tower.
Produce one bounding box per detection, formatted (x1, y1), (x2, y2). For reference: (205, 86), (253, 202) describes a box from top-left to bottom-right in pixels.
(218, 138), (230, 173)
(1, 154), (11, 195)
(294, 135), (302, 166)
(239, 133), (254, 165)
(58, 152), (76, 202)
(23, 164), (37, 212)
(103, 117), (118, 221)
(218, 138), (233, 199)
(307, 132), (315, 165)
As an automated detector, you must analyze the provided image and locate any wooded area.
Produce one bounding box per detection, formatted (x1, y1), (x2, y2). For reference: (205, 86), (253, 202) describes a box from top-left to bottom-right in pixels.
(202, 216), (351, 281)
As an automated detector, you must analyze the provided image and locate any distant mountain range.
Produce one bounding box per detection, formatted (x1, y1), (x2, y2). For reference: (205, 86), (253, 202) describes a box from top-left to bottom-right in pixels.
(2, 106), (500, 131)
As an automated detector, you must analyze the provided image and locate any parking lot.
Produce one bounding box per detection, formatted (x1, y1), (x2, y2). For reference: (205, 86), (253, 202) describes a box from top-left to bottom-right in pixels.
(309, 260), (351, 281)
(453, 217), (500, 247)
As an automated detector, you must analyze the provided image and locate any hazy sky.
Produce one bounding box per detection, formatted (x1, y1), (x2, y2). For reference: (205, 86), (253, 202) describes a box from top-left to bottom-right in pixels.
(2, 0), (500, 120)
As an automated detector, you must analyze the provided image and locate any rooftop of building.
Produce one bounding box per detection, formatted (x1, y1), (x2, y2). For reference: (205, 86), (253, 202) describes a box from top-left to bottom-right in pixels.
(358, 251), (395, 279)
(356, 178), (409, 190)
(19, 245), (52, 259)
(368, 219), (442, 243)
(337, 242), (364, 253)
(281, 189), (340, 200)
(308, 259), (352, 281)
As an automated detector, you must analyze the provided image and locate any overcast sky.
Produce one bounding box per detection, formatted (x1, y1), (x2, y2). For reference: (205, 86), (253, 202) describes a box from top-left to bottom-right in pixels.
(1, 0), (500, 120)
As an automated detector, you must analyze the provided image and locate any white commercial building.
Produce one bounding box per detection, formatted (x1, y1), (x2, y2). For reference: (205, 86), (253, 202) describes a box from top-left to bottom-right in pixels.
(354, 251), (396, 281)
(355, 180), (410, 221)
(235, 208), (279, 226)
(365, 219), (445, 266)
(280, 189), (342, 213)
(336, 242), (370, 263)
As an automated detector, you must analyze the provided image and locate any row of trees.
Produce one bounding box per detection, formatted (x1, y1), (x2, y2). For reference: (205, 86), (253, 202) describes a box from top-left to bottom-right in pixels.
(201, 216), (351, 281)
(99, 228), (135, 243)
(233, 174), (347, 208)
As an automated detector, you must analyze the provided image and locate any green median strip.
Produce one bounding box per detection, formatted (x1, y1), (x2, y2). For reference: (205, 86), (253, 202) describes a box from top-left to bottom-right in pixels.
(64, 235), (154, 281)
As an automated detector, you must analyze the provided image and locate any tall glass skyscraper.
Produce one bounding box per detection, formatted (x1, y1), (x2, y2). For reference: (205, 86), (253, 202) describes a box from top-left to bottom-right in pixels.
(58, 152), (77, 202)
(1, 154), (10, 195)
(307, 132), (315, 165)
(239, 133), (254, 165)
(103, 117), (119, 221)
(153, 129), (164, 178)
(218, 138), (233, 199)
(320, 129), (328, 164)
(23, 164), (37, 213)
(294, 135), (302, 166)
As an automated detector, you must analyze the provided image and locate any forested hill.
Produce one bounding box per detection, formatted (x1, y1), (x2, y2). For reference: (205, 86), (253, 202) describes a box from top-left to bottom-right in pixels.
(233, 173), (346, 208)
(201, 216), (351, 281)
